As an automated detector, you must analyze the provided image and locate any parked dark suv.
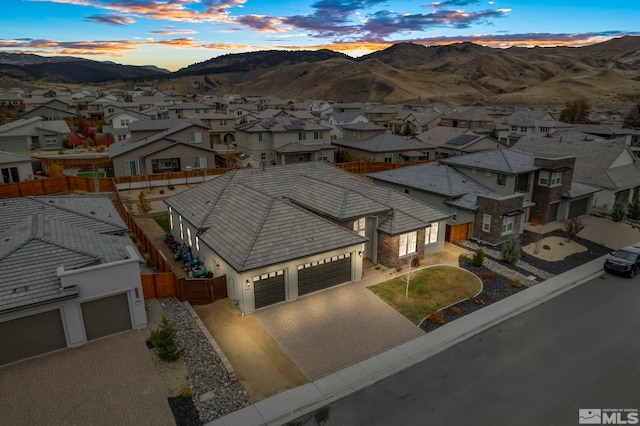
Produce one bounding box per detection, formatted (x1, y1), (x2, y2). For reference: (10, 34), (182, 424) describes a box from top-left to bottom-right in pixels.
(604, 245), (640, 278)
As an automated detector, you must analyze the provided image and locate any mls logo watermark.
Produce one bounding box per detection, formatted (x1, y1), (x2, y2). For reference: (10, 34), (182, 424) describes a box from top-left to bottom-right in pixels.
(579, 408), (639, 425)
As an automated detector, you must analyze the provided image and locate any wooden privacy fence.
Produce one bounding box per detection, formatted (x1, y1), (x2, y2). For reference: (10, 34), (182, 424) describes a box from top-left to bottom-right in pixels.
(141, 273), (178, 299)
(0, 176), (115, 198)
(178, 275), (228, 305)
(142, 273), (227, 305)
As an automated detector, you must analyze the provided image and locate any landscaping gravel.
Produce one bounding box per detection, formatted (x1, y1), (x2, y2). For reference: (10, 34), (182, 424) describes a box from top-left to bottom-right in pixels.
(161, 298), (250, 425)
(421, 230), (611, 333)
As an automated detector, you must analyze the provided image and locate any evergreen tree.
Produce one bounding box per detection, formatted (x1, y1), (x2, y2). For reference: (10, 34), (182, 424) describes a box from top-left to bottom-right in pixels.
(147, 316), (184, 362)
(501, 234), (522, 265)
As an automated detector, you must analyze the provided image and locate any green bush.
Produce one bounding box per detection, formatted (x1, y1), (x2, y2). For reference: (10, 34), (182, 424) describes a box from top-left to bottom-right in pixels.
(147, 316), (184, 362)
(611, 200), (627, 222)
(471, 248), (484, 267)
(628, 197), (640, 221)
(501, 234), (522, 265)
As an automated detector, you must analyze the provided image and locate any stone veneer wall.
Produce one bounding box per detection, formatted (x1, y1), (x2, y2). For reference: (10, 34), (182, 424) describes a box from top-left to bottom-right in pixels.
(473, 194), (524, 245)
(530, 157), (575, 224)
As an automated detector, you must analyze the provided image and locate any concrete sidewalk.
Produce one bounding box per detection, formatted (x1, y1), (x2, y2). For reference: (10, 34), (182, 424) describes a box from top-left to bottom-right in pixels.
(206, 255), (607, 426)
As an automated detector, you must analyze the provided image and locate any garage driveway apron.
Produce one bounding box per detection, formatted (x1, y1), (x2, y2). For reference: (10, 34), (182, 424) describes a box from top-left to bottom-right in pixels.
(254, 266), (425, 381)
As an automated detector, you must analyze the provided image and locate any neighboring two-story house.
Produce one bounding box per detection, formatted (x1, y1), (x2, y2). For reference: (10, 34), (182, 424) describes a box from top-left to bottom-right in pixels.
(320, 111), (369, 139)
(369, 147), (599, 245)
(109, 119), (216, 176)
(164, 162), (449, 314)
(235, 117), (334, 166)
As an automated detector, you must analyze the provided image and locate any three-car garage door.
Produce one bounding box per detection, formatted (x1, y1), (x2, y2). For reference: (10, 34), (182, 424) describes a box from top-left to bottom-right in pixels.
(81, 293), (132, 341)
(0, 309), (67, 365)
(298, 253), (352, 296)
(253, 270), (285, 310)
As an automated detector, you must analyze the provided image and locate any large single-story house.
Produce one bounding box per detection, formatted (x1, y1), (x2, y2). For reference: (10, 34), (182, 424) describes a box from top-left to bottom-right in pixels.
(164, 162), (449, 314)
(0, 196), (146, 366)
(0, 117), (71, 152)
(369, 147), (600, 245)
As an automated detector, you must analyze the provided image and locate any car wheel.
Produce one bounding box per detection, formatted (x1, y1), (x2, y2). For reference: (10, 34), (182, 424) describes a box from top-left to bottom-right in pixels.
(630, 268), (636, 278)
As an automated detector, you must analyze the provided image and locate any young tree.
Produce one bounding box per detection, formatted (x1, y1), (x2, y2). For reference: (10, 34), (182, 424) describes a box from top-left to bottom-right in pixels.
(68, 133), (82, 149)
(559, 98), (591, 124)
(563, 216), (585, 241)
(136, 191), (152, 216)
(403, 254), (421, 299)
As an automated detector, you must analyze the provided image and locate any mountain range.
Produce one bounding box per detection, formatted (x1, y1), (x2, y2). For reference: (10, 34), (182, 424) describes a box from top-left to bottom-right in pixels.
(1, 36), (639, 107)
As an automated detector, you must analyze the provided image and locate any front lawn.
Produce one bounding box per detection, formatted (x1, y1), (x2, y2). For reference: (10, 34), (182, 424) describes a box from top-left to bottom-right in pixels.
(368, 265), (481, 325)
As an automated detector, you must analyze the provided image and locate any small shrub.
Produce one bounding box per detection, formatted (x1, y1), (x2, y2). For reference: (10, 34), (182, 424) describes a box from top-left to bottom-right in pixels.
(471, 248), (484, 267)
(168, 184), (176, 190)
(501, 234), (522, 265)
(509, 279), (523, 288)
(428, 311), (445, 324)
(148, 316), (184, 362)
(449, 306), (461, 315)
(469, 296), (485, 305)
(180, 387), (193, 398)
(611, 200), (627, 222)
(543, 244), (551, 250)
(482, 271), (496, 281)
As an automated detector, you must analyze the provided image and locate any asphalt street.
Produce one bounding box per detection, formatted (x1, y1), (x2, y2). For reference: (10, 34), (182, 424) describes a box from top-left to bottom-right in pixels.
(290, 272), (640, 426)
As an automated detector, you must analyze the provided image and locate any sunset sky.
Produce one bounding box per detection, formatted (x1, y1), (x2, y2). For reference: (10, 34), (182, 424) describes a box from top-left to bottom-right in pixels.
(1, 0), (638, 71)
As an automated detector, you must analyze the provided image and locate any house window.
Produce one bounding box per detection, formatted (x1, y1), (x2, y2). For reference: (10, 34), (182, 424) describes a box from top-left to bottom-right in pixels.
(538, 170), (550, 186)
(123, 160), (140, 176)
(120, 119), (129, 126)
(45, 137), (57, 145)
(117, 134), (127, 141)
(1, 167), (18, 183)
(510, 125), (517, 132)
(451, 207), (457, 222)
(194, 157), (207, 169)
(519, 127), (527, 132)
(384, 153), (393, 163)
(314, 130), (324, 140)
(353, 217), (366, 236)
(399, 231), (417, 257)
(551, 171), (562, 186)
(425, 222), (439, 244)
(316, 153), (328, 161)
(485, 170), (491, 177)
(259, 132), (268, 142)
(260, 153), (266, 160)
(195, 236), (200, 251)
(539, 126), (550, 133)
(188, 132), (203, 143)
(187, 228), (192, 247)
(220, 120), (227, 126)
(482, 214), (491, 232)
(298, 131), (307, 141)
(151, 158), (180, 173)
(496, 173), (506, 186)
(179, 221), (184, 240)
(502, 216), (515, 235)
(236, 111), (242, 116)
(169, 210), (173, 230)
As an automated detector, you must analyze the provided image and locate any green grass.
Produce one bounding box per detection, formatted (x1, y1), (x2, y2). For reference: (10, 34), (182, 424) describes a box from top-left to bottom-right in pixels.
(368, 265), (481, 325)
(76, 171), (106, 178)
(154, 215), (171, 233)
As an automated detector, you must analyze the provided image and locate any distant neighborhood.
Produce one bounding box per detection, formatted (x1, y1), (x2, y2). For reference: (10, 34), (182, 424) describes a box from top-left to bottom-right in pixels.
(2, 83), (640, 365)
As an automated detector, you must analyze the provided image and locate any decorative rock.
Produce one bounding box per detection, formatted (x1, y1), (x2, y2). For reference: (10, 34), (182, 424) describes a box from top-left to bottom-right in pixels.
(160, 298), (250, 424)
